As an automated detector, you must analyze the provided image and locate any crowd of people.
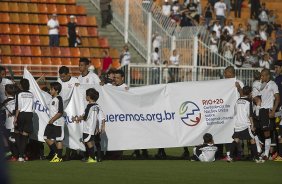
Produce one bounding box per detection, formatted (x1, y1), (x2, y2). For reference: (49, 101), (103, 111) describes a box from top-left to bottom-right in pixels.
(146, 0), (282, 69)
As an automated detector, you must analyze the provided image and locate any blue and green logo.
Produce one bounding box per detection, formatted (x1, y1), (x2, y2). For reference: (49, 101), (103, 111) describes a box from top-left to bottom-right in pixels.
(179, 101), (201, 126)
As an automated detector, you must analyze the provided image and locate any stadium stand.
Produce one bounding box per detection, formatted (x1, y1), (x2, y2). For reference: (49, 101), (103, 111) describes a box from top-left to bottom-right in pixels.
(0, 0), (120, 78)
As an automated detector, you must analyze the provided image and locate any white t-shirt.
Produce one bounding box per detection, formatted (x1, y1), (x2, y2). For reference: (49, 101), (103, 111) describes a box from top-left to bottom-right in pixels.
(4, 97), (15, 130)
(15, 91), (34, 113)
(223, 25), (234, 35)
(170, 55), (180, 65)
(241, 42), (251, 54)
(162, 5), (171, 16)
(214, 2), (226, 16)
(212, 24), (221, 38)
(233, 34), (244, 48)
(151, 52), (160, 65)
(260, 80), (279, 109)
(252, 80), (261, 98)
(194, 144), (218, 162)
(48, 96), (64, 126)
(0, 78), (13, 101)
(234, 97), (252, 132)
(78, 72), (101, 85)
(57, 77), (79, 101)
(121, 51), (131, 66)
(47, 19), (59, 35)
(83, 103), (105, 135)
(153, 35), (162, 49)
(259, 59), (271, 69)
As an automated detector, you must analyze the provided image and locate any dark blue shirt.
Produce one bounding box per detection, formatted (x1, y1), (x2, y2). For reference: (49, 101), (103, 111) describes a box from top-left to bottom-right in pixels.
(275, 75), (282, 106)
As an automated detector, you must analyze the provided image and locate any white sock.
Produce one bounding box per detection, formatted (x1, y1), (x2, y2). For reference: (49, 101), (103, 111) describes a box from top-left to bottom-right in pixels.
(265, 138), (271, 158)
(226, 151), (230, 157)
(254, 136), (262, 153)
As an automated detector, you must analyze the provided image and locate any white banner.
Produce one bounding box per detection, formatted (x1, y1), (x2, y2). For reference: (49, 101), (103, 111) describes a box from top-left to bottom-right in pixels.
(24, 69), (237, 151)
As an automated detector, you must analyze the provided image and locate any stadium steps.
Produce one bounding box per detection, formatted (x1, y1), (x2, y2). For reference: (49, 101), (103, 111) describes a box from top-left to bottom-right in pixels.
(76, 0), (146, 64)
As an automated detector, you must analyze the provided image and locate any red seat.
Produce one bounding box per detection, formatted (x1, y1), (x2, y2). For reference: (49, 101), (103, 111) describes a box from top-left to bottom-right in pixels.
(51, 58), (62, 65)
(87, 27), (98, 37)
(28, 3), (38, 13)
(50, 47), (61, 56)
(80, 48), (91, 57)
(57, 5), (67, 14)
(21, 57), (32, 64)
(19, 25), (30, 35)
(77, 16), (87, 26)
(71, 58), (79, 65)
(87, 16), (97, 26)
(11, 57), (22, 71)
(76, 6), (86, 15)
(0, 13), (10, 23)
(70, 48), (80, 57)
(31, 46), (42, 56)
(30, 25), (40, 35)
(41, 47), (51, 56)
(42, 58), (52, 65)
(0, 24), (10, 34)
(61, 58), (72, 65)
(21, 14), (30, 23)
(11, 36), (21, 45)
(59, 26), (67, 35)
(0, 2), (9, 12)
(60, 47), (71, 57)
(88, 38), (99, 47)
(47, 4), (57, 14)
(1, 35), (11, 45)
(8, 3), (19, 12)
(9, 24), (19, 34)
(20, 36), (31, 45)
(37, 4), (48, 13)
(31, 57), (42, 65)
(38, 14), (48, 24)
(57, 16), (68, 25)
(98, 38), (109, 48)
(2, 57), (11, 64)
(66, 5), (76, 14)
(21, 46), (32, 56)
(30, 36), (41, 46)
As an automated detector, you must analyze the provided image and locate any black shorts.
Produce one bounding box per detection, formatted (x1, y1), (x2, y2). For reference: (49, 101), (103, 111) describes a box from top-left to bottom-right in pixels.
(258, 108), (275, 131)
(44, 124), (64, 141)
(16, 112), (33, 133)
(232, 128), (255, 140)
(94, 133), (101, 143)
(83, 133), (94, 143)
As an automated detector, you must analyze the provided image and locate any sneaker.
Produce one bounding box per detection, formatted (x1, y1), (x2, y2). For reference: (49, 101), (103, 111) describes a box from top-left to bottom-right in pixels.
(226, 156), (233, 162)
(86, 157), (97, 163)
(274, 156), (282, 162)
(52, 157), (63, 163)
(18, 157), (25, 162)
(255, 157), (265, 163)
(262, 155), (269, 161)
(5, 152), (12, 158)
(50, 154), (58, 163)
(221, 156), (230, 161)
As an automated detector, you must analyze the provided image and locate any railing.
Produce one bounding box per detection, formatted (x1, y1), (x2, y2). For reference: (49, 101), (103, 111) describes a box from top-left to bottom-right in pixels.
(127, 64), (262, 87)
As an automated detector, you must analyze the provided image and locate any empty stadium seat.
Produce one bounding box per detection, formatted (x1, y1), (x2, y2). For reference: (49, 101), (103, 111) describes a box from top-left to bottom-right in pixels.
(70, 47), (80, 57)
(21, 46), (32, 56)
(41, 47), (51, 56)
(19, 25), (30, 35)
(22, 57), (32, 64)
(57, 5), (67, 14)
(1, 35), (11, 44)
(30, 25), (40, 35)
(30, 36), (41, 45)
(60, 47), (71, 57)
(31, 46), (42, 56)
(9, 2), (19, 12)
(0, 24), (10, 34)
(50, 47), (61, 56)
(0, 2), (9, 12)
(11, 36), (21, 45)
(37, 4), (48, 13)
(87, 27), (98, 37)
(61, 58), (72, 65)
(20, 36), (31, 45)
(10, 24), (20, 34)
(2, 57), (11, 64)
(91, 58), (101, 69)
(0, 13), (10, 23)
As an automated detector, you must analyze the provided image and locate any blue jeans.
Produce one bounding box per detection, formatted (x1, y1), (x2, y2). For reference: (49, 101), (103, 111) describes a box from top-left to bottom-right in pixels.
(216, 15), (225, 27)
(49, 34), (59, 47)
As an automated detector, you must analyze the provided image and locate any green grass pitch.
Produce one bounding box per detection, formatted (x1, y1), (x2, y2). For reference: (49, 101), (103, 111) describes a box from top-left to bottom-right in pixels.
(9, 148), (281, 184)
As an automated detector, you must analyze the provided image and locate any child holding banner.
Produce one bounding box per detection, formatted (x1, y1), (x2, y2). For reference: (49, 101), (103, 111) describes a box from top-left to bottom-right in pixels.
(228, 86), (264, 163)
(73, 88), (105, 163)
(43, 82), (64, 163)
